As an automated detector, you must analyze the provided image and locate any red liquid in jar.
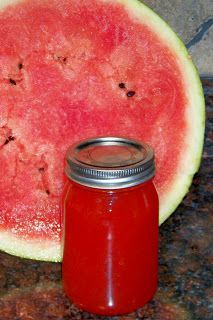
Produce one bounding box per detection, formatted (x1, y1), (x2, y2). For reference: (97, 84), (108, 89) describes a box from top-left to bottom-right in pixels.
(62, 180), (158, 315)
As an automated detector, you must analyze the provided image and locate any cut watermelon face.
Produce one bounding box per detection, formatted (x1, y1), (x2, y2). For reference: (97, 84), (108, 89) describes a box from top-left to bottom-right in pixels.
(0, 0), (205, 261)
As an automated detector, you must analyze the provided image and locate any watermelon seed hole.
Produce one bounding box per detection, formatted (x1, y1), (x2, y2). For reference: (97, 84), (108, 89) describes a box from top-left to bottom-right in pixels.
(38, 167), (45, 172)
(4, 136), (15, 145)
(55, 55), (68, 64)
(9, 78), (16, 86)
(119, 83), (126, 89)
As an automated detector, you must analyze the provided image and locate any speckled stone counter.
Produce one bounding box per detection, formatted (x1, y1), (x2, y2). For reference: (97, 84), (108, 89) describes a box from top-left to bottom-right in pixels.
(0, 80), (212, 320)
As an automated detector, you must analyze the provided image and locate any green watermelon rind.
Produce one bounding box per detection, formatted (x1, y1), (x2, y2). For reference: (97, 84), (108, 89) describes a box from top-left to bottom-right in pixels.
(120, 0), (205, 223)
(0, 0), (205, 261)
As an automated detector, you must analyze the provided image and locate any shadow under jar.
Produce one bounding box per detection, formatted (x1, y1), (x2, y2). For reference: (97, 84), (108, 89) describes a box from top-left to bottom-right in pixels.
(62, 137), (159, 316)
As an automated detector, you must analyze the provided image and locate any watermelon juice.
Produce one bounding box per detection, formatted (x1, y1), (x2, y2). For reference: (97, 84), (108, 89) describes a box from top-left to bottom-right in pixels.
(62, 137), (159, 315)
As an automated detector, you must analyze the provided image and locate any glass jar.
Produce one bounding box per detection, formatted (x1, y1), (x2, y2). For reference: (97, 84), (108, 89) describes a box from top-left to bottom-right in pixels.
(62, 137), (159, 316)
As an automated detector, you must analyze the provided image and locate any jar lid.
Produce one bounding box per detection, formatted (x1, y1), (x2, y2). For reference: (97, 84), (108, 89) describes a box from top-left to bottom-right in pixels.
(65, 137), (155, 189)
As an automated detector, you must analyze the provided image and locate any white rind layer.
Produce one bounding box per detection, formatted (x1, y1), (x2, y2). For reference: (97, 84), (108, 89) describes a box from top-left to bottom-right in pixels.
(0, 0), (205, 261)
(0, 231), (62, 261)
(0, 0), (20, 8)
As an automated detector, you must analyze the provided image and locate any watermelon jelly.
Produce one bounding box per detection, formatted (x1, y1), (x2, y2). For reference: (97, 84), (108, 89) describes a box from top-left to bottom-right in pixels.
(62, 137), (159, 315)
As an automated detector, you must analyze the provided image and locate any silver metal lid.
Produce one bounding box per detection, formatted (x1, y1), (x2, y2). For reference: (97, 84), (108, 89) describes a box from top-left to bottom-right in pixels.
(65, 137), (155, 189)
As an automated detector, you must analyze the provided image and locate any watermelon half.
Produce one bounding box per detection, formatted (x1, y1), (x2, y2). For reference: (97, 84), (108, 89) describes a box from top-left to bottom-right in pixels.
(0, 0), (205, 261)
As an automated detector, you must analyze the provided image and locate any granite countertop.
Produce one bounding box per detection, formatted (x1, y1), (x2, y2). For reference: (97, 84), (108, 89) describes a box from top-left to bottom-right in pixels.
(0, 79), (212, 320)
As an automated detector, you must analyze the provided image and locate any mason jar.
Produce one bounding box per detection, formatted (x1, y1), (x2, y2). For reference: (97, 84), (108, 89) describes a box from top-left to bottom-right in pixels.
(62, 137), (159, 316)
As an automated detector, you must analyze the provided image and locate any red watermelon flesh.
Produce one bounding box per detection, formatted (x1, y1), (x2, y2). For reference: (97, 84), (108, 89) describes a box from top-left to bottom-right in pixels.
(0, 0), (204, 261)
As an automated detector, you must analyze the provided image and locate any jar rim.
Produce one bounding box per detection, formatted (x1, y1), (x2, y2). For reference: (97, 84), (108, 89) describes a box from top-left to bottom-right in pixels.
(65, 136), (155, 189)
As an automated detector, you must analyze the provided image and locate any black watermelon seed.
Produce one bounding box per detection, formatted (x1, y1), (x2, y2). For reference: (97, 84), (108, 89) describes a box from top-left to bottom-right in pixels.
(127, 91), (136, 97)
(18, 63), (23, 69)
(119, 83), (126, 89)
(46, 189), (50, 195)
